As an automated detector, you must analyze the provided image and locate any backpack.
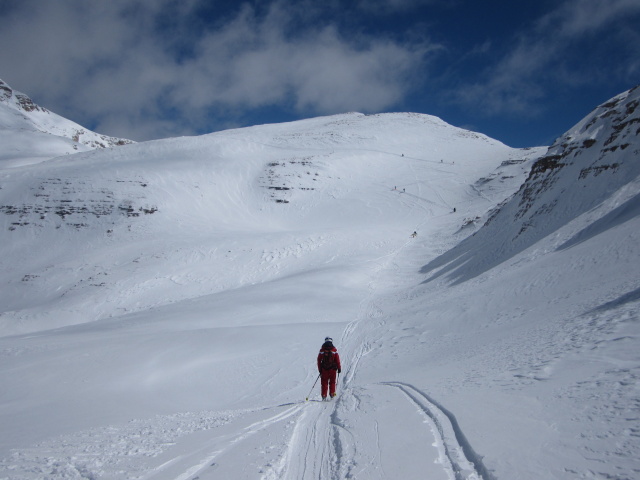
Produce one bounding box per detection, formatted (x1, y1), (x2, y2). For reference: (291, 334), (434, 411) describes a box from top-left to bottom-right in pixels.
(320, 349), (337, 370)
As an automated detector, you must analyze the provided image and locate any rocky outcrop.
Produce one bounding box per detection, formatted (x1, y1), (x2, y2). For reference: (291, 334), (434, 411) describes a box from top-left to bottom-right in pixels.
(0, 78), (134, 151)
(421, 85), (640, 284)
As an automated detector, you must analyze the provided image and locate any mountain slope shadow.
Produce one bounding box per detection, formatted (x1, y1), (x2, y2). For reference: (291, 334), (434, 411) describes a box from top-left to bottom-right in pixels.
(587, 286), (640, 314)
(557, 191), (640, 251)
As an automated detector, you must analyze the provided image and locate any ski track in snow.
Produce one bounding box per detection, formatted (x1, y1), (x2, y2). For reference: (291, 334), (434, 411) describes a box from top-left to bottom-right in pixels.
(167, 403), (305, 480)
(0, 385), (489, 480)
(0, 404), (312, 480)
(258, 400), (352, 480)
(381, 382), (490, 480)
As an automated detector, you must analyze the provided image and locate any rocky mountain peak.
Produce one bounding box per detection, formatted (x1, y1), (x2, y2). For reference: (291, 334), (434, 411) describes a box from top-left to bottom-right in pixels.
(421, 84), (640, 284)
(1, 78), (49, 113)
(0, 78), (133, 167)
(515, 84), (639, 225)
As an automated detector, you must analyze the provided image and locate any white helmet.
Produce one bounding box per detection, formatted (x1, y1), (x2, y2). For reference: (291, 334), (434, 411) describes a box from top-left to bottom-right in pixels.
(325, 337), (333, 343)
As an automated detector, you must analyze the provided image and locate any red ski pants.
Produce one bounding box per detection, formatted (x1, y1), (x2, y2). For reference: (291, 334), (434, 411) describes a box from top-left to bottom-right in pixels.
(320, 369), (337, 397)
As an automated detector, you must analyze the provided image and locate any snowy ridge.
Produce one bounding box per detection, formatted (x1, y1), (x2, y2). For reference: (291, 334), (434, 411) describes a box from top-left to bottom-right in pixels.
(421, 84), (640, 284)
(1, 82), (639, 479)
(0, 78), (132, 168)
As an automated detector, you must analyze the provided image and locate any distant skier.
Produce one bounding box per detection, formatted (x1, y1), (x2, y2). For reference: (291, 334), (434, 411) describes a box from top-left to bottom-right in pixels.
(411, 231), (417, 238)
(317, 337), (341, 400)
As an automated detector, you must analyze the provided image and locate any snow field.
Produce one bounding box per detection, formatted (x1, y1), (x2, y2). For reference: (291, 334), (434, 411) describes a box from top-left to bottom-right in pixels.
(1, 105), (638, 479)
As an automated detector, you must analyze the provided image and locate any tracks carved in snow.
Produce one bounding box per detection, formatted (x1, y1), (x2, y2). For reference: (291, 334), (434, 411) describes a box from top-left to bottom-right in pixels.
(259, 400), (356, 480)
(382, 382), (494, 480)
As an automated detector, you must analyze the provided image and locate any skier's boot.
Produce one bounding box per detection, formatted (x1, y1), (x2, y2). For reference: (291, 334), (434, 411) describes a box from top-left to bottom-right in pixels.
(322, 396), (327, 401)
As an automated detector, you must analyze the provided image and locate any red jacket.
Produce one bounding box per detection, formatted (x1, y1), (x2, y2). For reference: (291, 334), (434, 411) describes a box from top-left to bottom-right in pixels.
(317, 344), (341, 372)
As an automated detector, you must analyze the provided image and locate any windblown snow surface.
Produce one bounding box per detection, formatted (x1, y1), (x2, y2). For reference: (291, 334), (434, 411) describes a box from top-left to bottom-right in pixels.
(0, 86), (639, 479)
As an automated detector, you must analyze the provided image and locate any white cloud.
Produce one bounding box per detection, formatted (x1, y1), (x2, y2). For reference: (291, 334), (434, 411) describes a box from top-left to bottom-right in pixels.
(356, 0), (442, 13)
(548, 0), (640, 37)
(0, 0), (432, 140)
(290, 31), (422, 112)
(452, 0), (640, 116)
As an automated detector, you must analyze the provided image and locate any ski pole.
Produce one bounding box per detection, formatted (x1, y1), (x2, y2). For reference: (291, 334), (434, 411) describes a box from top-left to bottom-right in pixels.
(305, 373), (321, 401)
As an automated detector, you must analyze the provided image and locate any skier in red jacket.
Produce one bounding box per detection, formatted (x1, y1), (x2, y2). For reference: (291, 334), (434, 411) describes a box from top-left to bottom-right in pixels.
(317, 337), (342, 400)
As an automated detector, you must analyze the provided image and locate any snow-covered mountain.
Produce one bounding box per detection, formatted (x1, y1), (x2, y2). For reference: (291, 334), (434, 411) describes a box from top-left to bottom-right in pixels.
(0, 82), (638, 480)
(422, 84), (640, 285)
(0, 110), (539, 336)
(0, 79), (132, 168)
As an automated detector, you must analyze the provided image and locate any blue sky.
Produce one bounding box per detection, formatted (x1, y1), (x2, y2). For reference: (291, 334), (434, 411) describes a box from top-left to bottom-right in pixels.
(0, 0), (638, 147)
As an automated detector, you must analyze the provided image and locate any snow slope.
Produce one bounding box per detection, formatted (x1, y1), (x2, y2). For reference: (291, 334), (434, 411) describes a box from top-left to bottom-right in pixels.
(0, 85), (638, 480)
(0, 79), (132, 168)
